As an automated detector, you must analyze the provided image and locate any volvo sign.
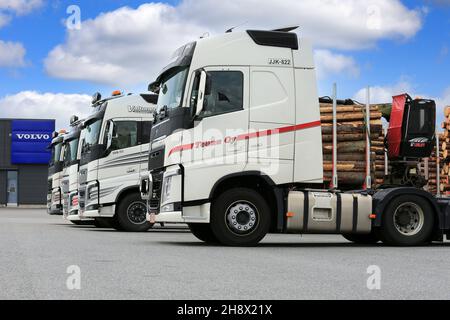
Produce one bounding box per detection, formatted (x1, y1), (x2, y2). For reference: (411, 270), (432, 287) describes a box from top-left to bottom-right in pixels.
(11, 120), (55, 164)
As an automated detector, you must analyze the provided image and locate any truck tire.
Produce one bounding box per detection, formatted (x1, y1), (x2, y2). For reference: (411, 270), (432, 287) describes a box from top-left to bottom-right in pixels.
(342, 232), (379, 244)
(114, 193), (154, 232)
(188, 223), (218, 243)
(377, 195), (434, 246)
(210, 188), (271, 246)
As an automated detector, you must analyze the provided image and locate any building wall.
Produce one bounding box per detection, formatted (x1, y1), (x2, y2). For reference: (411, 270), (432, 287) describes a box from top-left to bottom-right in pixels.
(0, 119), (53, 205)
(18, 165), (48, 204)
(0, 120), (13, 169)
(0, 170), (6, 204)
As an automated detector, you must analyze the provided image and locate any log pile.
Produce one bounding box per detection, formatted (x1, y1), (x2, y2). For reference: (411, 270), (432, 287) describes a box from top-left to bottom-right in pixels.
(321, 103), (386, 188)
(420, 106), (450, 194)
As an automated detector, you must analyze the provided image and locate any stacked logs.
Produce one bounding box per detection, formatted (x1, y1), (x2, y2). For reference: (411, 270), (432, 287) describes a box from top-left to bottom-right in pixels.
(321, 103), (386, 188)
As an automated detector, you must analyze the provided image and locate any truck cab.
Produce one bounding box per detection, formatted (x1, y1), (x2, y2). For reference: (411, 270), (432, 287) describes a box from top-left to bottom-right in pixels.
(78, 92), (158, 231)
(61, 117), (91, 224)
(142, 28), (448, 246)
(143, 29), (321, 222)
(47, 131), (66, 215)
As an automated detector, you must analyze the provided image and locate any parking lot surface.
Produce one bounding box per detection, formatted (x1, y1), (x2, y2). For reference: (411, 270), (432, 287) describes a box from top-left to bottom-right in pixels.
(1, 208), (449, 300)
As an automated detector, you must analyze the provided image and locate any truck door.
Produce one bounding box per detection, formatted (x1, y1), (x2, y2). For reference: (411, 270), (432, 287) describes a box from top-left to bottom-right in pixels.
(98, 118), (142, 203)
(181, 66), (249, 202)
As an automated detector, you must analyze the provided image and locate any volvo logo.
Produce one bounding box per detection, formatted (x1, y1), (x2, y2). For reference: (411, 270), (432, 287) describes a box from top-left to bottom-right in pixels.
(16, 133), (50, 140)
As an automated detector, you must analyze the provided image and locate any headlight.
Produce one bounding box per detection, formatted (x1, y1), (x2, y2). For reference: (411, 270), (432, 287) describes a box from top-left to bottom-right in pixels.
(161, 203), (174, 212)
(160, 175), (172, 204)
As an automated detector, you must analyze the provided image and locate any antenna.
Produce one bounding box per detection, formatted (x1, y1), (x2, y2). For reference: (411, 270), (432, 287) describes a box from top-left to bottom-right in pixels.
(200, 32), (210, 39)
(272, 26), (299, 32)
(225, 21), (248, 33)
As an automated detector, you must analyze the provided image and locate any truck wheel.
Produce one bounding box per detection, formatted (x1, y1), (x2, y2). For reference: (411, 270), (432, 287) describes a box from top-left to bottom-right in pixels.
(342, 233), (379, 244)
(210, 188), (271, 246)
(114, 193), (154, 232)
(378, 195), (434, 246)
(188, 223), (218, 243)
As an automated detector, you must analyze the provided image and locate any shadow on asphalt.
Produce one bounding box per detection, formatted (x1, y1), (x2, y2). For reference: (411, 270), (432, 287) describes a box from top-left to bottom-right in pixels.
(155, 241), (379, 248)
(84, 229), (190, 234)
(154, 241), (450, 248)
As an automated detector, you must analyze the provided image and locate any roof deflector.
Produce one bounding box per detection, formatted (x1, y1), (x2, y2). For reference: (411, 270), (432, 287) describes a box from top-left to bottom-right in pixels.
(271, 26), (299, 33)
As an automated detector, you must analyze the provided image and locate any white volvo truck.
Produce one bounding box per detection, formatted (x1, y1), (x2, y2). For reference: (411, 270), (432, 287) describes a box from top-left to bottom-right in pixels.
(61, 116), (93, 224)
(47, 130), (66, 215)
(142, 27), (450, 246)
(78, 92), (158, 231)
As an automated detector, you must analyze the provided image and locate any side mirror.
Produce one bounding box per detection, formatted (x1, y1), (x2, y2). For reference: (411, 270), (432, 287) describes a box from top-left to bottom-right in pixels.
(195, 70), (208, 116)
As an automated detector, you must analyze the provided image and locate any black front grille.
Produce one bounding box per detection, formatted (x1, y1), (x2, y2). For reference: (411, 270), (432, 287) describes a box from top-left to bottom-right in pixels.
(149, 171), (163, 210)
(148, 146), (165, 172)
(153, 181), (161, 192)
(78, 188), (86, 210)
(149, 200), (160, 208)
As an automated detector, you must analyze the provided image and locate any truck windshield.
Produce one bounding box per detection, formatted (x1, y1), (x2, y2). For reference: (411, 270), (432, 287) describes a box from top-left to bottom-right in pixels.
(82, 119), (102, 153)
(51, 143), (62, 165)
(156, 67), (189, 113)
(64, 138), (79, 165)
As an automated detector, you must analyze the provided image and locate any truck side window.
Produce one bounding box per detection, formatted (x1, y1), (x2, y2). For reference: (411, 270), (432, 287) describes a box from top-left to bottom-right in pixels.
(200, 71), (243, 118)
(109, 121), (138, 151)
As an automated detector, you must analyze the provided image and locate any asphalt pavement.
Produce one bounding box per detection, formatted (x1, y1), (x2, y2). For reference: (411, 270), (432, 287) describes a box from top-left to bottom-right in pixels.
(0, 208), (449, 300)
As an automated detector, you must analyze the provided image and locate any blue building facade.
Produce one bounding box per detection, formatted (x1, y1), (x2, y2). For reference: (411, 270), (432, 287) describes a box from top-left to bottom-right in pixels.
(0, 119), (55, 206)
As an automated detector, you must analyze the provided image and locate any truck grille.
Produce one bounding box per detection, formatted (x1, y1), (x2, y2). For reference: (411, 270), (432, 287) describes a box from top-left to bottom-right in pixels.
(149, 171), (163, 211)
(78, 188), (86, 210)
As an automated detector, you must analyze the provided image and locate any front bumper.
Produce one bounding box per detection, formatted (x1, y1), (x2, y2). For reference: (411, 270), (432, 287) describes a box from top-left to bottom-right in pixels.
(48, 188), (62, 215)
(147, 202), (211, 224)
(68, 212), (94, 221)
(48, 205), (63, 215)
(147, 211), (185, 223)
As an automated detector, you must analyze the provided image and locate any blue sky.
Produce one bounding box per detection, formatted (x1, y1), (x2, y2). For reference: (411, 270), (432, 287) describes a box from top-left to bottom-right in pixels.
(0, 0), (448, 128)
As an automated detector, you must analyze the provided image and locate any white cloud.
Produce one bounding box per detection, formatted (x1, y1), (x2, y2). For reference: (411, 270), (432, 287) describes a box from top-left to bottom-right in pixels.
(437, 87), (450, 109)
(0, 12), (10, 27)
(44, 0), (424, 86)
(0, 40), (26, 67)
(0, 0), (43, 15)
(353, 80), (415, 104)
(314, 49), (360, 79)
(0, 0), (43, 30)
(353, 82), (450, 126)
(0, 91), (92, 129)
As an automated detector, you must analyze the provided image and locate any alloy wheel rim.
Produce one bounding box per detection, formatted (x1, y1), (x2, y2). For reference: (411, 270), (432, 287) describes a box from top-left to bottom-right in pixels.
(393, 202), (424, 236)
(225, 201), (259, 235)
(127, 201), (147, 225)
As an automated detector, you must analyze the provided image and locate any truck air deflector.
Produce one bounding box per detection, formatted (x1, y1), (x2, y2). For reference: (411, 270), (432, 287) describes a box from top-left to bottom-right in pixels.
(246, 30), (299, 49)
